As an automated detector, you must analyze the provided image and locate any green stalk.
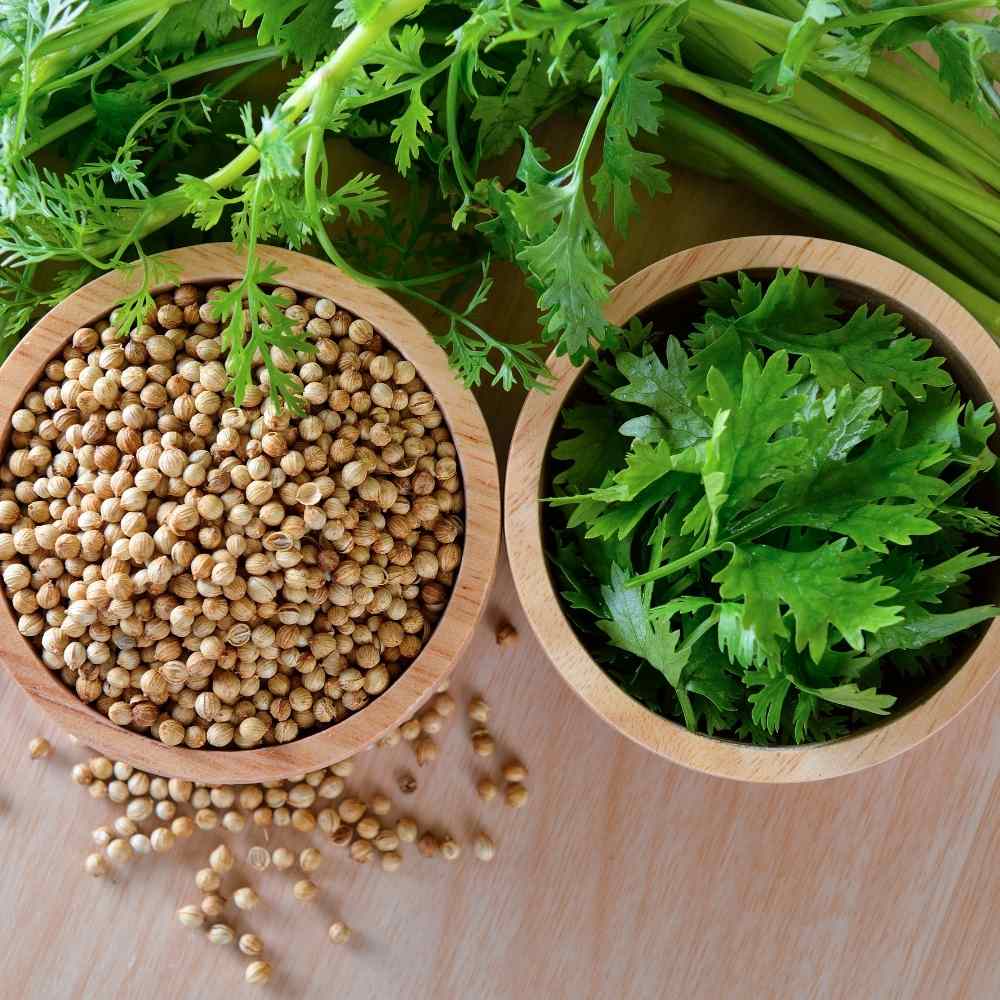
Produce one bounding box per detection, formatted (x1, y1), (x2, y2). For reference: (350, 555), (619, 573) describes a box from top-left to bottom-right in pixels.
(22, 39), (282, 158)
(712, 0), (1000, 162)
(686, 0), (1000, 190)
(803, 143), (1000, 295)
(652, 60), (1000, 234)
(648, 98), (1000, 337)
(14, 0), (190, 90)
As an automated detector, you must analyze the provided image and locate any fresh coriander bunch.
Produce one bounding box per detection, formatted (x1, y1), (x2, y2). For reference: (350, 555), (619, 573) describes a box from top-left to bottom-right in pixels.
(546, 269), (1000, 746)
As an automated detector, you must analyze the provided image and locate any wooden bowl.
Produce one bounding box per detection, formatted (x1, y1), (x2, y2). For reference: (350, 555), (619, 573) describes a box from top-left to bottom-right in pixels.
(506, 235), (1000, 782)
(0, 243), (500, 782)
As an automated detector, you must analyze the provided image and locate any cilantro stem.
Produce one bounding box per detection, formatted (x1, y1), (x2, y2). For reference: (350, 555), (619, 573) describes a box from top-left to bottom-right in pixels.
(22, 39), (282, 158)
(652, 60), (1000, 233)
(628, 543), (721, 588)
(35, 10), (166, 100)
(828, 0), (987, 29)
(646, 99), (1000, 337)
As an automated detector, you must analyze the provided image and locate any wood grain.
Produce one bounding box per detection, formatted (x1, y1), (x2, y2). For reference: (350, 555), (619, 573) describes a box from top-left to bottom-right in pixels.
(0, 244), (500, 783)
(0, 147), (994, 1000)
(506, 236), (1000, 782)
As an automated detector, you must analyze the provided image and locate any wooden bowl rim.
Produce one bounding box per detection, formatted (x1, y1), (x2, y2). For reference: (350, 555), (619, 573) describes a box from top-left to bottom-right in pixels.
(0, 243), (500, 781)
(505, 234), (1000, 783)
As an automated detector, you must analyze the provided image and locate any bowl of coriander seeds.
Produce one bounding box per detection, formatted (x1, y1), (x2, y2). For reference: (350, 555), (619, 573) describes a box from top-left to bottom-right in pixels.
(0, 244), (500, 782)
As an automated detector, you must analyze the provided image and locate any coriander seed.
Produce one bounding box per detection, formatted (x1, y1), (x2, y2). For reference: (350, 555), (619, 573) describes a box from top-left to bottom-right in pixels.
(176, 905), (204, 928)
(245, 961), (272, 985)
(210, 843), (234, 873)
(417, 833), (439, 858)
(502, 760), (528, 783)
(476, 777), (498, 802)
(196, 867), (221, 893)
(272, 847), (294, 871)
(468, 697), (489, 724)
(293, 879), (318, 902)
(474, 832), (496, 862)
(208, 923), (235, 946)
(106, 838), (133, 864)
(440, 835), (461, 861)
(396, 817), (418, 843)
(239, 934), (264, 957)
(201, 894), (226, 919)
(85, 853), (109, 878)
(247, 846), (270, 872)
(234, 887), (260, 911)
(28, 736), (50, 759)
(328, 921), (351, 944)
(505, 782), (528, 808)
(299, 848), (322, 873)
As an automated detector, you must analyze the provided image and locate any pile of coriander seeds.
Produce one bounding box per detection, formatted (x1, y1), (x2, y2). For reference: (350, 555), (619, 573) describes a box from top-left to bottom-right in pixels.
(0, 282), (464, 749)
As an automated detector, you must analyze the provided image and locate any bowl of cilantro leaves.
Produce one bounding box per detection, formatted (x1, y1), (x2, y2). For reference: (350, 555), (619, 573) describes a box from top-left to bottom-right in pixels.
(506, 236), (1000, 782)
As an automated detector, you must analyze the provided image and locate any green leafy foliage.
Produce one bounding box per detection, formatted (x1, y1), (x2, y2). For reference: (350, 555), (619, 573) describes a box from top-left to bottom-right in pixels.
(545, 270), (1000, 745)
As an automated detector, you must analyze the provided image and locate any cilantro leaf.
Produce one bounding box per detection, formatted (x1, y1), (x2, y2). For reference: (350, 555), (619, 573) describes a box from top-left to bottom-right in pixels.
(715, 539), (903, 662)
(147, 0), (240, 61)
(551, 403), (630, 493)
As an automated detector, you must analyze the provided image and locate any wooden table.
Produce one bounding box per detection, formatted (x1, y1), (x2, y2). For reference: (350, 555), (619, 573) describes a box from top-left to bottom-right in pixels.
(0, 134), (997, 1000)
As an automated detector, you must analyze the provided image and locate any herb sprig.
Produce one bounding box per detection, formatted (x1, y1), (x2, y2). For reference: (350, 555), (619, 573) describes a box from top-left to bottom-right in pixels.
(546, 270), (1000, 745)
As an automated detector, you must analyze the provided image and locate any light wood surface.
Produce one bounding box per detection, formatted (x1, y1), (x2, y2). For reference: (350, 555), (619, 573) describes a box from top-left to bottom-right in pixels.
(0, 244), (500, 784)
(0, 141), (996, 1000)
(507, 235), (1000, 782)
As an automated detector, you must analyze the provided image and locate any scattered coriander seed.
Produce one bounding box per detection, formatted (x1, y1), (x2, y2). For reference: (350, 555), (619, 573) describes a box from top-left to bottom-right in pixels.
(476, 777), (498, 802)
(417, 832), (439, 858)
(419, 710), (443, 735)
(495, 622), (518, 645)
(317, 809), (340, 835)
(89, 757), (113, 781)
(350, 840), (373, 864)
(272, 847), (294, 871)
(433, 693), (456, 717)
(245, 961), (272, 986)
(176, 905), (205, 928)
(234, 887), (260, 911)
(247, 846), (270, 872)
(88, 780), (108, 800)
(356, 816), (380, 840)
(378, 729), (400, 748)
(168, 778), (193, 803)
(328, 921), (352, 944)
(71, 763), (94, 786)
(331, 826), (353, 848)
(194, 808), (218, 831)
(191, 788), (211, 810)
(468, 697), (490, 724)
(374, 830), (399, 853)
(502, 760), (528, 783)
(400, 719), (421, 742)
(126, 797), (154, 823)
(440, 835), (461, 862)
(208, 923), (236, 946)
(223, 810), (246, 833)
(196, 868), (222, 893)
(505, 782), (528, 808)
(155, 801), (176, 823)
(318, 776), (344, 800)
(201, 894), (226, 919)
(396, 817), (418, 843)
(209, 842), (234, 874)
(171, 816), (195, 839)
(106, 838), (133, 864)
(331, 760), (354, 778)
(28, 736), (50, 759)
(397, 771), (418, 795)
(371, 793), (392, 816)
(414, 735), (438, 767)
(150, 827), (175, 852)
(113, 762), (133, 782)
(299, 848), (322, 873)
(291, 808), (316, 833)
(338, 798), (365, 824)
(471, 729), (495, 757)
(474, 831), (496, 862)
(293, 879), (318, 902)
(114, 816), (138, 838)
(273, 807), (291, 828)
(129, 833), (152, 856)
(108, 781), (129, 805)
(92, 826), (114, 848)
(239, 934), (264, 957)
(85, 852), (109, 878)
(381, 851), (403, 873)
